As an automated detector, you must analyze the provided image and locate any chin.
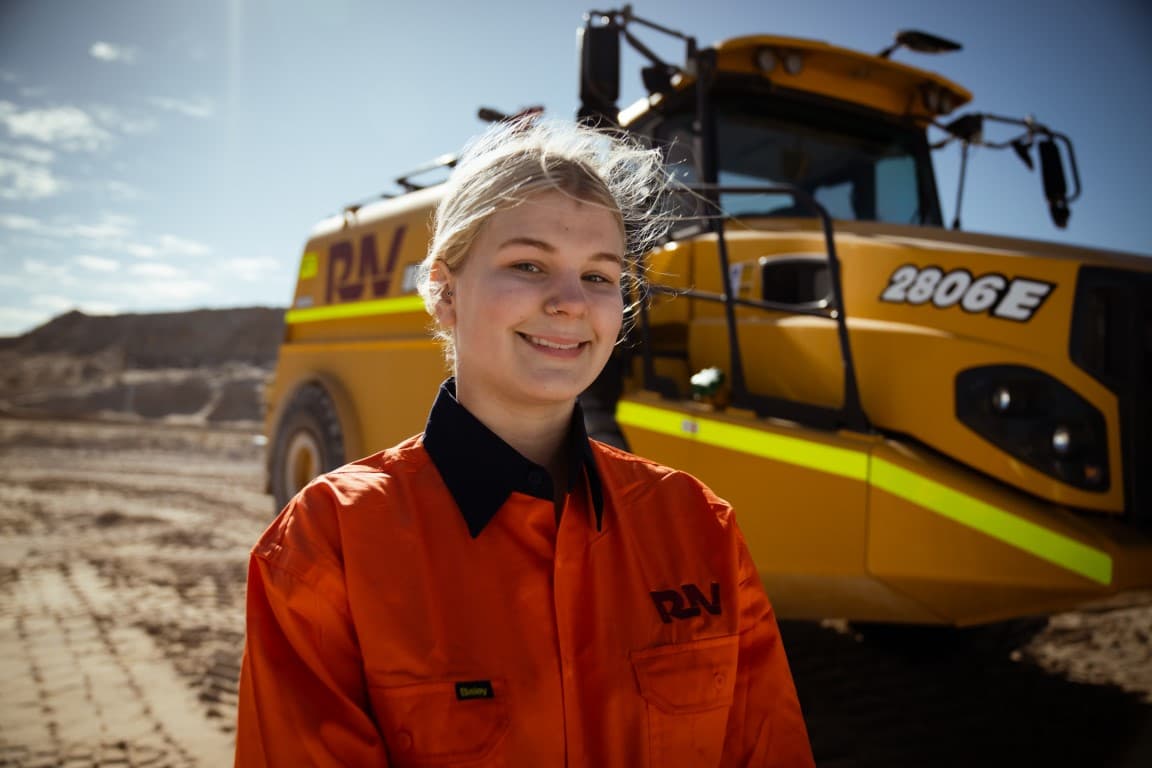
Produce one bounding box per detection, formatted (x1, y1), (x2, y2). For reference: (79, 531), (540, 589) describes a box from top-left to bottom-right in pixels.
(516, 373), (596, 405)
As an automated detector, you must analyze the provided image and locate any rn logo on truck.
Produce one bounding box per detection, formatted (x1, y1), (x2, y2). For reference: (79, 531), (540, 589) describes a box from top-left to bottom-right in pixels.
(326, 227), (408, 304)
(880, 264), (1054, 322)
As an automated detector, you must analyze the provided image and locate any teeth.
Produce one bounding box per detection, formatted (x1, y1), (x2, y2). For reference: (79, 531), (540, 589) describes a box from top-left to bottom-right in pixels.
(526, 335), (581, 350)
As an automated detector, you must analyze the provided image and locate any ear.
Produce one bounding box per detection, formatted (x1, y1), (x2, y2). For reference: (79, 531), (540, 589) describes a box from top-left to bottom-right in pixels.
(429, 260), (456, 329)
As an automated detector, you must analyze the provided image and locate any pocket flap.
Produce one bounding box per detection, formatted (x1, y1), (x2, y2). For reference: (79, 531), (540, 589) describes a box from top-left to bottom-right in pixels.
(631, 634), (740, 714)
(369, 679), (509, 764)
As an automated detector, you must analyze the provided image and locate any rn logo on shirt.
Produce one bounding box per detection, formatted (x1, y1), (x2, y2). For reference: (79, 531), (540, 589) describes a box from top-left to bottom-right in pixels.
(650, 583), (722, 623)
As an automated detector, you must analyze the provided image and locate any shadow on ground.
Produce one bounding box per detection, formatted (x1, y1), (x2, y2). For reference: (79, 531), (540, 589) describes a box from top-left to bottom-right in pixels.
(781, 619), (1152, 768)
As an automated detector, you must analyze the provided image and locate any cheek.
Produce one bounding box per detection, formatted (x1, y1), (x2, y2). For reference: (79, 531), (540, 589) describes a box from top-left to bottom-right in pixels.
(595, 293), (625, 338)
(453, 285), (532, 339)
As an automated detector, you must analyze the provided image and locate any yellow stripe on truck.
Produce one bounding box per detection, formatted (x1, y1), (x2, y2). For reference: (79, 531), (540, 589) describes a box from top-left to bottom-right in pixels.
(285, 296), (426, 325)
(615, 400), (868, 480)
(616, 400), (1113, 585)
(870, 458), (1112, 585)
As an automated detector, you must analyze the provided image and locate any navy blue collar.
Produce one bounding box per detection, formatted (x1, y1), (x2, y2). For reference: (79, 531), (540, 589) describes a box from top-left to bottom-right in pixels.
(421, 379), (605, 538)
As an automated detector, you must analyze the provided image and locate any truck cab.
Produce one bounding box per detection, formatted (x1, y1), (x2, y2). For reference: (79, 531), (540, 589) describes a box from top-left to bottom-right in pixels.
(265, 8), (1152, 627)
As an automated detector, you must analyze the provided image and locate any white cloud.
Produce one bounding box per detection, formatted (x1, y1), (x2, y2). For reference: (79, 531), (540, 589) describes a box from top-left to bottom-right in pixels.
(1, 207), (224, 335)
(230, 257), (280, 281)
(0, 142), (55, 164)
(24, 258), (75, 283)
(74, 214), (136, 241)
(152, 96), (215, 119)
(90, 42), (137, 64)
(76, 254), (119, 272)
(89, 105), (155, 136)
(130, 262), (186, 279)
(77, 301), (120, 315)
(105, 180), (140, 200)
(0, 213), (44, 232)
(0, 157), (66, 199)
(4, 212), (213, 269)
(133, 278), (213, 301)
(31, 294), (77, 311)
(0, 101), (112, 150)
(0, 306), (49, 337)
(156, 234), (211, 257)
(122, 242), (158, 258)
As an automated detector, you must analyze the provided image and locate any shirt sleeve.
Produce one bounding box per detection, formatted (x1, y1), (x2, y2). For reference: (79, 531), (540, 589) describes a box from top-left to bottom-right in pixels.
(234, 496), (390, 767)
(721, 527), (815, 768)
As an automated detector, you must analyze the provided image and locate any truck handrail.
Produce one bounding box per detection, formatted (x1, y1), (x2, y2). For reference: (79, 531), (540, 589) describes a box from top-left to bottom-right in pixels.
(638, 181), (870, 433)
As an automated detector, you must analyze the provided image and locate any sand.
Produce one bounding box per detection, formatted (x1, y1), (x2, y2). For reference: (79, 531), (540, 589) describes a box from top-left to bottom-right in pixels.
(1, 416), (1150, 767)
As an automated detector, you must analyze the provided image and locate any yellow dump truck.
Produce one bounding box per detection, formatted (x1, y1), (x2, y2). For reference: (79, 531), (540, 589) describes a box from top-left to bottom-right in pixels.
(265, 8), (1152, 626)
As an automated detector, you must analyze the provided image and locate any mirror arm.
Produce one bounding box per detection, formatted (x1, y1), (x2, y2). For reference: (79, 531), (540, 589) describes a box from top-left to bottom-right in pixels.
(594, 6), (698, 79)
(932, 112), (1083, 230)
(621, 27), (669, 69)
(619, 5), (693, 41)
(952, 141), (970, 230)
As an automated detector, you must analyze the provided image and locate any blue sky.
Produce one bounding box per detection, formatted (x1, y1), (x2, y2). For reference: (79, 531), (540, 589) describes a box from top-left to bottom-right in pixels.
(1, 0), (1149, 336)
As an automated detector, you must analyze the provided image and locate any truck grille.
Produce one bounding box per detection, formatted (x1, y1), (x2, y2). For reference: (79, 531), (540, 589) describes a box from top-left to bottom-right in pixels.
(1070, 266), (1152, 530)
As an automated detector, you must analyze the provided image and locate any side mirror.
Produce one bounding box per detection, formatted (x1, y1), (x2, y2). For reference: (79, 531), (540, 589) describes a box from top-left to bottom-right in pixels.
(579, 16), (620, 125)
(937, 111), (1082, 231)
(878, 29), (962, 58)
(1038, 139), (1070, 228)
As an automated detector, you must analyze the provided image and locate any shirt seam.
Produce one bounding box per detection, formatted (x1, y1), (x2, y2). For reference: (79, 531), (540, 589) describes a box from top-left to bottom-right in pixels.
(253, 542), (342, 595)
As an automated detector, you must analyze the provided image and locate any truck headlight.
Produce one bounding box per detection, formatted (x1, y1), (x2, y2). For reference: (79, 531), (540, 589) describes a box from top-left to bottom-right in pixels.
(955, 365), (1108, 491)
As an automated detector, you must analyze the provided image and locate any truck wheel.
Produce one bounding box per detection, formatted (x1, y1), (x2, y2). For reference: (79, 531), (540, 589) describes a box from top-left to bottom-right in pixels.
(270, 383), (345, 510)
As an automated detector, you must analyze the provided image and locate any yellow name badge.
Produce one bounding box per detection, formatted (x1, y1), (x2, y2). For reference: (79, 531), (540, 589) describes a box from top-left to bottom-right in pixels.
(455, 680), (494, 700)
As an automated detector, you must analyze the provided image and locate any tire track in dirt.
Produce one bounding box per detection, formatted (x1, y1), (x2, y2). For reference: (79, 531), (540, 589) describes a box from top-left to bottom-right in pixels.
(0, 560), (233, 766)
(0, 419), (267, 767)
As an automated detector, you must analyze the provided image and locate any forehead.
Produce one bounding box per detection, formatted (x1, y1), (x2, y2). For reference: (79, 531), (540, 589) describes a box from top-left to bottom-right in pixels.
(482, 189), (625, 251)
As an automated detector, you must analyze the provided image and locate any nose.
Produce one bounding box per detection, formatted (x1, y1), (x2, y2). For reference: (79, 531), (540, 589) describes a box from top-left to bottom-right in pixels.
(546, 272), (588, 317)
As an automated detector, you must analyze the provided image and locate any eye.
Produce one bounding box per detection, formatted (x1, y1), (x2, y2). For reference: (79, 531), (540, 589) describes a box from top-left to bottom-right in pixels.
(583, 272), (616, 285)
(511, 262), (542, 273)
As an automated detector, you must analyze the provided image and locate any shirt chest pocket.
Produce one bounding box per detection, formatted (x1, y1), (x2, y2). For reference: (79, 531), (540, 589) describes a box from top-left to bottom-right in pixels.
(368, 680), (510, 767)
(631, 634), (740, 768)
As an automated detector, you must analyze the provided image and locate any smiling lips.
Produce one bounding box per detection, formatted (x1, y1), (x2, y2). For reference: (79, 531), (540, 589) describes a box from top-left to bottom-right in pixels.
(519, 332), (587, 354)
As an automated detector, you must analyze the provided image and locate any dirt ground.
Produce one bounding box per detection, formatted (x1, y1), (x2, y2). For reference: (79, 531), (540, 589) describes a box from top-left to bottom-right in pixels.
(1, 416), (1150, 767)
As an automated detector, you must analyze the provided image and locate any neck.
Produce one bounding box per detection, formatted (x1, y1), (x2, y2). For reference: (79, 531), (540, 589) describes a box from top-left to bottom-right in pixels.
(454, 384), (573, 481)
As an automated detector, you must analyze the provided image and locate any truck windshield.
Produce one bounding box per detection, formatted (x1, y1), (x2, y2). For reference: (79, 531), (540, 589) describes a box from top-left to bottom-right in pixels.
(657, 95), (942, 227)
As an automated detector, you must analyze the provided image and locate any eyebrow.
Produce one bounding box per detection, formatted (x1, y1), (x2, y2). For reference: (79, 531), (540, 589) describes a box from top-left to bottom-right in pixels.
(498, 237), (622, 264)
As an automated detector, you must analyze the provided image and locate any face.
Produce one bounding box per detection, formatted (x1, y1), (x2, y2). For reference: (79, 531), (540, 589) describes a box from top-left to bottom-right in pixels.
(435, 189), (625, 417)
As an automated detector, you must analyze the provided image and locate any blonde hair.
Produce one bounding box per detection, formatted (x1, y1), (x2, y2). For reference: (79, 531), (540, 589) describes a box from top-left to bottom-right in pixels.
(417, 117), (674, 363)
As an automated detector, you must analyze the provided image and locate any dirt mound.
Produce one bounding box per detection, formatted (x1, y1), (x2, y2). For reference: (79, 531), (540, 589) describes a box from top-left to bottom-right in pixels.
(7, 307), (284, 367)
(0, 308), (284, 426)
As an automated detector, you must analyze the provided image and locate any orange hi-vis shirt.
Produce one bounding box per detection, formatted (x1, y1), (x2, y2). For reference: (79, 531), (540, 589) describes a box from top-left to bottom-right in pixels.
(236, 381), (813, 767)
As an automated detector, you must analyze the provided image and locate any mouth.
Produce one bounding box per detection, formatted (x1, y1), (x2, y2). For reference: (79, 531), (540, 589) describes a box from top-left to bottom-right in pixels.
(518, 333), (587, 352)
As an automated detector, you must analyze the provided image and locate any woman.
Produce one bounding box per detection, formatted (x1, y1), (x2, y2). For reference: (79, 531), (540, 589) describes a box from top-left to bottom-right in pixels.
(235, 119), (814, 767)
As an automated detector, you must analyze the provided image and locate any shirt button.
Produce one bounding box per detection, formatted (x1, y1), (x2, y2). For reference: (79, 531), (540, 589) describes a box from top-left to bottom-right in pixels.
(714, 672), (726, 688)
(395, 729), (413, 751)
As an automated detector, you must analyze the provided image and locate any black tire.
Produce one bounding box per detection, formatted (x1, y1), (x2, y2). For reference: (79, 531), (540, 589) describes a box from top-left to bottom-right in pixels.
(270, 383), (345, 510)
